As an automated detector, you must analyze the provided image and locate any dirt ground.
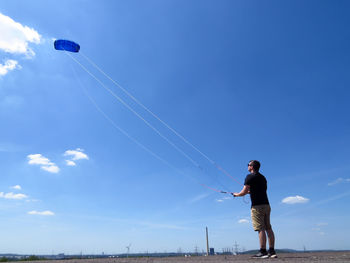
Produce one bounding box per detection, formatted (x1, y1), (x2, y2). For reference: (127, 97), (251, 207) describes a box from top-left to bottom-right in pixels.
(36, 251), (350, 263)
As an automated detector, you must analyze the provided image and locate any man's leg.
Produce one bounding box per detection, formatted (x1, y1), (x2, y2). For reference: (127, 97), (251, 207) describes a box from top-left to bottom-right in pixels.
(266, 228), (277, 257)
(267, 228), (275, 249)
(258, 230), (267, 250)
(251, 230), (268, 258)
(251, 206), (268, 258)
(264, 205), (276, 253)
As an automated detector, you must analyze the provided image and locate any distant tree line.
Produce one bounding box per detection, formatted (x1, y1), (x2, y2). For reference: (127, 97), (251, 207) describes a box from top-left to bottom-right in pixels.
(0, 255), (47, 262)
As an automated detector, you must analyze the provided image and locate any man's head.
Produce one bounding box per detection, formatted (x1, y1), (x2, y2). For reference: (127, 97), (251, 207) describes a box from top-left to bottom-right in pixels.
(248, 160), (260, 173)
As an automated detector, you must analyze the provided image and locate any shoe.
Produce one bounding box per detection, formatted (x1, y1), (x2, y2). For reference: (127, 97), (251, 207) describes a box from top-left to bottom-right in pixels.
(268, 249), (278, 258)
(252, 251), (269, 258)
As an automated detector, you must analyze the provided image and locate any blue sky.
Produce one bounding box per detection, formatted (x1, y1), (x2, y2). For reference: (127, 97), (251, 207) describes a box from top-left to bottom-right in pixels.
(1, 0), (350, 255)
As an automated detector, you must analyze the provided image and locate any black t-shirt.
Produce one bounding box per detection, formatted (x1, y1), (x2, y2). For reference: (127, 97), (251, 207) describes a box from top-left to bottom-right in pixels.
(244, 172), (269, 207)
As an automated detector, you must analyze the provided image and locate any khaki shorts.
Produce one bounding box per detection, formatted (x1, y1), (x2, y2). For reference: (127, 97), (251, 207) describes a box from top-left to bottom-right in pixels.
(251, 204), (272, 231)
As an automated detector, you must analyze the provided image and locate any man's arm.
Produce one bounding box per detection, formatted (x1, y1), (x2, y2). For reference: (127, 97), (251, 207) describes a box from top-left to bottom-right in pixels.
(233, 185), (250, 197)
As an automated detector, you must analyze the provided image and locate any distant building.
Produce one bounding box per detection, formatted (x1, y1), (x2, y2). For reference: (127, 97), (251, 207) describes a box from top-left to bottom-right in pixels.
(209, 248), (215, 255)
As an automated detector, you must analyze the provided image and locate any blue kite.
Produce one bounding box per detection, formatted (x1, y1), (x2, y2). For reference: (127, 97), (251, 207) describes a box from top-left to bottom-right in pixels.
(54, 39), (80, 53)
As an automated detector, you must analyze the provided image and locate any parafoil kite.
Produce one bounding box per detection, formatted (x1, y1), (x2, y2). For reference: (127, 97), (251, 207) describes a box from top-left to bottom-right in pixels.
(54, 39), (80, 53)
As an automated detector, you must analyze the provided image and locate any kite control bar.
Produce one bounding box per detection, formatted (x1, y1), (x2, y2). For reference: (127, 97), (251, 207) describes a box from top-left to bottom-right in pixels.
(220, 190), (236, 197)
(221, 191), (249, 204)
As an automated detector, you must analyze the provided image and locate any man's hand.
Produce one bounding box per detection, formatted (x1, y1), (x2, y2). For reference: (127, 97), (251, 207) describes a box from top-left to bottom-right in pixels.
(233, 185), (250, 197)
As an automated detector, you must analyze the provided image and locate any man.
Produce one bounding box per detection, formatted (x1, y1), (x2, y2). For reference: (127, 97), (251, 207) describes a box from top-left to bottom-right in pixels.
(233, 160), (277, 258)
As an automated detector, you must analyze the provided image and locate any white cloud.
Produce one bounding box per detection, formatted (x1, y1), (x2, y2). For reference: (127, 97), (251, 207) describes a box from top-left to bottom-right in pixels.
(64, 148), (89, 161)
(65, 160), (76, 166)
(64, 148), (89, 167)
(0, 13), (41, 76)
(0, 59), (20, 76)
(0, 13), (41, 56)
(27, 154), (51, 165)
(328, 177), (350, 186)
(282, 195), (309, 204)
(238, 219), (249, 224)
(41, 165), (60, 173)
(0, 192), (28, 200)
(27, 154), (59, 173)
(11, 185), (21, 190)
(28, 210), (54, 216)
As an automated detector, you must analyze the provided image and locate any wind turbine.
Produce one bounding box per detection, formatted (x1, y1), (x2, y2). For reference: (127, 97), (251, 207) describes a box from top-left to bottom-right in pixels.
(126, 243), (132, 258)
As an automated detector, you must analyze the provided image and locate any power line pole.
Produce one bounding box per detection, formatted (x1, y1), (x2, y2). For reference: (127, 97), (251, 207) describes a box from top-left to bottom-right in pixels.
(234, 241), (239, 255)
(194, 245), (199, 256)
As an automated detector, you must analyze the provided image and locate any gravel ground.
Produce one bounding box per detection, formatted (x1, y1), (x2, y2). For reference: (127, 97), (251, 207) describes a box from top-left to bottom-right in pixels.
(31, 252), (350, 263)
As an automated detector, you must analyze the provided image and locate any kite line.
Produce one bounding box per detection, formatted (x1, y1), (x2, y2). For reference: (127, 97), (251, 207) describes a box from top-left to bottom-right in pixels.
(55, 39), (242, 195)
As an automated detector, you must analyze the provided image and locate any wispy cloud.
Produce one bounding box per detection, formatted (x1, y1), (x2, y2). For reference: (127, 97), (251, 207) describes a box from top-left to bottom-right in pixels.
(0, 142), (25, 153)
(28, 210), (54, 216)
(64, 148), (89, 166)
(11, 185), (21, 190)
(0, 192), (28, 200)
(314, 191), (350, 206)
(139, 221), (186, 230)
(188, 193), (210, 204)
(312, 228), (325, 235)
(312, 222), (327, 236)
(27, 154), (59, 173)
(216, 195), (232, 203)
(328, 177), (350, 186)
(26, 199), (40, 203)
(0, 96), (24, 110)
(282, 195), (309, 204)
(278, 191), (350, 217)
(238, 219), (249, 224)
